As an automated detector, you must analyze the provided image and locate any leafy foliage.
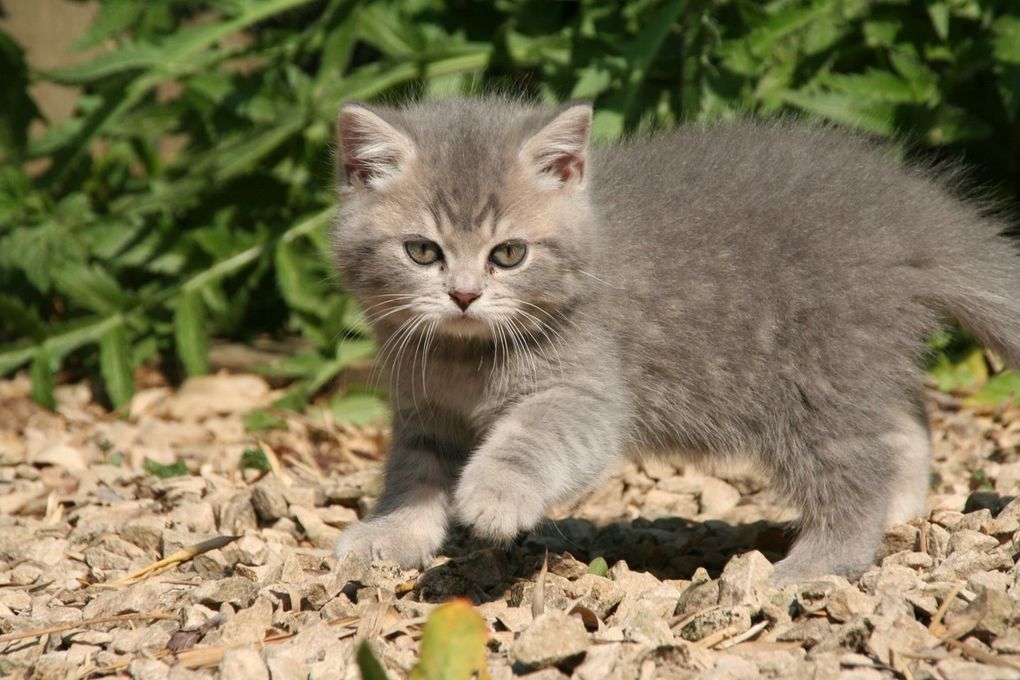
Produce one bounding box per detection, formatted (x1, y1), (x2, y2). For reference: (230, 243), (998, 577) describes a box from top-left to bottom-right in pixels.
(1, 0), (1018, 410)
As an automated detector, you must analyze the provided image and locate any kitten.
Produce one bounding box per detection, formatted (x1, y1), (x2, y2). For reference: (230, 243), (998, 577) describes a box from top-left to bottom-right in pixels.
(330, 98), (1020, 583)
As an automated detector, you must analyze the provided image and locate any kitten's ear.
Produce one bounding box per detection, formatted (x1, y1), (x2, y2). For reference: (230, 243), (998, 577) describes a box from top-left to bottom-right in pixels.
(336, 104), (415, 190)
(520, 104), (592, 188)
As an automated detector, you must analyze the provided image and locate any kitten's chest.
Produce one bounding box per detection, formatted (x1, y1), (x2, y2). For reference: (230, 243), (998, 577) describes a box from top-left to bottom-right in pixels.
(389, 351), (510, 434)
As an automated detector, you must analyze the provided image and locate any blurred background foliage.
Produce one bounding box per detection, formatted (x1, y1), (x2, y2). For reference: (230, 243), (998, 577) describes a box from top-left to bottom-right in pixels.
(1, 0), (1018, 414)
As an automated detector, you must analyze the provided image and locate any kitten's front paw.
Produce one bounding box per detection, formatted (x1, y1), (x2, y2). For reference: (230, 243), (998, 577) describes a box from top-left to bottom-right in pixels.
(335, 517), (442, 569)
(454, 466), (546, 542)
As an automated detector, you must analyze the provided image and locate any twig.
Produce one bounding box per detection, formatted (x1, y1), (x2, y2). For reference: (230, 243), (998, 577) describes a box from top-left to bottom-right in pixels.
(890, 648), (916, 680)
(0, 610), (177, 644)
(94, 535), (241, 589)
(716, 620), (770, 649)
(943, 638), (1020, 671)
(928, 580), (964, 637)
(693, 625), (739, 649)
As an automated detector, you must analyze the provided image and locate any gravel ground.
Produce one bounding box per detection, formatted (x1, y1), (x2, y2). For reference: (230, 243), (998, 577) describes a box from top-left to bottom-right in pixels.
(0, 371), (1018, 680)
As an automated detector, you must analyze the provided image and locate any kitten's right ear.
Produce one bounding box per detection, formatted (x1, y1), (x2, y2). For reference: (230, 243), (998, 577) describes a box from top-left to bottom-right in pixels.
(336, 104), (415, 190)
(520, 104), (592, 189)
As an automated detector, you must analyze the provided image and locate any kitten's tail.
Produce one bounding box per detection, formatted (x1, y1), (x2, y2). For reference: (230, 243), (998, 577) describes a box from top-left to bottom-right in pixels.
(924, 236), (1020, 369)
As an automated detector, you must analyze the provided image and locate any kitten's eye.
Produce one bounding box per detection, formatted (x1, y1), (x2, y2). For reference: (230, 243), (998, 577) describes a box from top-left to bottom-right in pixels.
(404, 239), (443, 265)
(489, 241), (527, 269)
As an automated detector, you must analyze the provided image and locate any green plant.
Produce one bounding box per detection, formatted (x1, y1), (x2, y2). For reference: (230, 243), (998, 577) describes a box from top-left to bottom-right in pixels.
(1, 0), (1018, 411)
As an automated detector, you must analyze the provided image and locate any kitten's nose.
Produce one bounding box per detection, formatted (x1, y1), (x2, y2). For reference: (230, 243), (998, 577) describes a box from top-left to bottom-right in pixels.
(449, 290), (480, 311)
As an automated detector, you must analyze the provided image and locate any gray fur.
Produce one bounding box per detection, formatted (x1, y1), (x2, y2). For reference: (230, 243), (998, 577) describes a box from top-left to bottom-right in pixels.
(331, 98), (1020, 582)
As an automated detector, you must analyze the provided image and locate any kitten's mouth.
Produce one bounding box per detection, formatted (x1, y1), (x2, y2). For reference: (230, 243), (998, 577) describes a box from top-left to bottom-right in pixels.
(439, 313), (491, 338)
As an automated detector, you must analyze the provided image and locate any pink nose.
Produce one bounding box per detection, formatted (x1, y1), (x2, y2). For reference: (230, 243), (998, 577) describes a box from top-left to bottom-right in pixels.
(449, 290), (480, 311)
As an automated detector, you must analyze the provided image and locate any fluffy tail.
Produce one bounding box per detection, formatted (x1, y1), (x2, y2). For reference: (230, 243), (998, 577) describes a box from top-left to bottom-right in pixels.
(924, 238), (1020, 369)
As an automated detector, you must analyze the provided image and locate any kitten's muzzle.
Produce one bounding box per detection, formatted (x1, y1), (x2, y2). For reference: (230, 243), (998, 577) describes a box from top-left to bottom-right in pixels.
(449, 290), (480, 311)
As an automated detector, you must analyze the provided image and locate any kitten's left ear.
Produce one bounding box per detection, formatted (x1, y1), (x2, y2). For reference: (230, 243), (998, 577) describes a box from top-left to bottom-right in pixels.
(336, 104), (415, 190)
(520, 104), (592, 188)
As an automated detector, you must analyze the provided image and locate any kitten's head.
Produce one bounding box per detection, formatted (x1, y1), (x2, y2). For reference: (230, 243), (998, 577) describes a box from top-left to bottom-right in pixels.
(332, 99), (594, 341)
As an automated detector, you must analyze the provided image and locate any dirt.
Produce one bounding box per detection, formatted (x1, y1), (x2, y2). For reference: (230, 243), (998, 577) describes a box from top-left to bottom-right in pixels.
(0, 371), (1018, 679)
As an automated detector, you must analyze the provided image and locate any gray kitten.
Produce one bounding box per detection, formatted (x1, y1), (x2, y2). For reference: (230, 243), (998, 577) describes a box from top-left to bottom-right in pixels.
(330, 98), (1020, 583)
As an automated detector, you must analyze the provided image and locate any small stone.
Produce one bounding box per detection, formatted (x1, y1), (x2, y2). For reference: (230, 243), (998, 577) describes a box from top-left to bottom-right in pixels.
(795, 579), (840, 615)
(954, 509), (993, 533)
(495, 607), (533, 633)
(993, 628), (1020, 654)
(880, 550), (934, 570)
(192, 576), (258, 608)
(573, 642), (620, 680)
(866, 614), (938, 664)
(826, 588), (876, 623)
(873, 526), (922, 558)
(925, 522), (951, 559)
(984, 516), (1019, 539)
(251, 476), (289, 523)
(121, 516), (166, 552)
(606, 561), (664, 597)
(291, 506), (342, 550)
(931, 549), (1015, 581)
(809, 616), (872, 655)
(218, 492), (258, 535)
(698, 478), (742, 515)
(9, 563), (42, 586)
(711, 654), (762, 680)
(127, 657), (171, 680)
(220, 596), (273, 645)
(565, 574), (625, 619)
(776, 618), (832, 646)
(318, 505), (359, 528)
(675, 579), (720, 617)
(947, 529), (999, 555)
(511, 610), (589, 671)
(718, 550), (774, 608)
(220, 646), (269, 680)
(620, 599), (674, 646)
(677, 604), (752, 642)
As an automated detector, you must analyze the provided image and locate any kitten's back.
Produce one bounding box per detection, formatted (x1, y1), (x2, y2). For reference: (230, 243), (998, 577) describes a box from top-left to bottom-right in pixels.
(588, 121), (1019, 449)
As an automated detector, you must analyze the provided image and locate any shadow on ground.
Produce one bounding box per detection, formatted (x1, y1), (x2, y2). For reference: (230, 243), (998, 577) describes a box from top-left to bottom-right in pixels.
(416, 515), (796, 603)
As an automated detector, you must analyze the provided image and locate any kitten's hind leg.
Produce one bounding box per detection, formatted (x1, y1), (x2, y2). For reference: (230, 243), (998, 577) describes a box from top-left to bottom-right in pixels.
(770, 431), (897, 584)
(884, 407), (932, 526)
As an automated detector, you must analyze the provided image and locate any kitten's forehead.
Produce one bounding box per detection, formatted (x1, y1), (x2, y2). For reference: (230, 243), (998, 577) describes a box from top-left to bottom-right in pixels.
(425, 189), (504, 235)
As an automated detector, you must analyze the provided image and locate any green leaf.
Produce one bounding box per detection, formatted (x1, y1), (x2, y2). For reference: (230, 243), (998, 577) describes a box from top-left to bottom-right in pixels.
(99, 321), (135, 409)
(930, 347), (988, 393)
(240, 447), (272, 472)
(927, 3), (950, 41)
(587, 556), (609, 577)
(992, 16), (1020, 64)
(357, 641), (390, 680)
(53, 265), (130, 315)
(0, 293), (47, 341)
(275, 239), (326, 316)
(964, 371), (1020, 408)
(244, 410), (289, 432)
(143, 457), (188, 479)
(410, 599), (489, 680)
(30, 349), (56, 410)
(780, 89), (896, 136)
(174, 291), (208, 376)
(323, 392), (388, 426)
